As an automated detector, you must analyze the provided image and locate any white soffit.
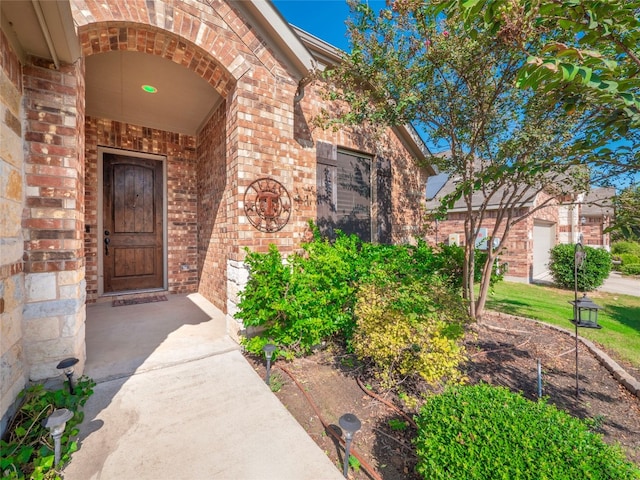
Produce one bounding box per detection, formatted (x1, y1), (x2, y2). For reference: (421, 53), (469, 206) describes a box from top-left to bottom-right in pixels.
(85, 51), (221, 136)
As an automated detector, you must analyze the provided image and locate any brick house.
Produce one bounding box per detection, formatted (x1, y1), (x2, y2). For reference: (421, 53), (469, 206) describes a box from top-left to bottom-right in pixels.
(424, 169), (614, 282)
(0, 0), (433, 430)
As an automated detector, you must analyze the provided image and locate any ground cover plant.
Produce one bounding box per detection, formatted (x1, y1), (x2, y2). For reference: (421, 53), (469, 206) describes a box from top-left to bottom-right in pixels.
(612, 241), (640, 257)
(414, 383), (640, 480)
(1, 377), (94, 479)
(483, 281), (640, 369)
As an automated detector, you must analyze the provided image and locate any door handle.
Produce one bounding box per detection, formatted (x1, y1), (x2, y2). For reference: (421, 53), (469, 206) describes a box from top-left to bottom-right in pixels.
(104, 237), (110, 256)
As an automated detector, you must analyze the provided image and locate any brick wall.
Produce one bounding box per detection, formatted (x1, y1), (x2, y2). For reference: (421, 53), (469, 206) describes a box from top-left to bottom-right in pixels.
(21, 55), (87, 381)
(1, 29), (27, 434)
(582, 215), (610, 248)
(84, 117), (199, 301)
(196, 103), (229, 311)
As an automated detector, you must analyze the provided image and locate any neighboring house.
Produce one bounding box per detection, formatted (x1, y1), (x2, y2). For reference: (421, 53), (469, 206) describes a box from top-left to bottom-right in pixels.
(579, 187), (614, 250)
(0, 0), (432, 432)
(424, 170), (614, 283)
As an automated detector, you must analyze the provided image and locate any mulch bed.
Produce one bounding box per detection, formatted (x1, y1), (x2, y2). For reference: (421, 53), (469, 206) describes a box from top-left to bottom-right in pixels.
(248, 311), (640, 479)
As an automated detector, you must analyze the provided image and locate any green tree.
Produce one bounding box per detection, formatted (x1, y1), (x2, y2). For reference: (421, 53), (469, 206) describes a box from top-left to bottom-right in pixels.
(319, 1), (595, 319)
(422, 0), (640, 181)
(609, 185), (640, 241)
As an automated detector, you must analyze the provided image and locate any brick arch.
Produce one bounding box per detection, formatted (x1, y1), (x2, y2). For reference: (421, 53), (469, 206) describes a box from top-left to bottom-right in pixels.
(78, 22), (236, 98)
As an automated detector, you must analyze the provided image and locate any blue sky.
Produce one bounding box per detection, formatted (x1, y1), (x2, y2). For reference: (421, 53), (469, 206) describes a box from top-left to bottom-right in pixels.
(272, 0), (384, 51)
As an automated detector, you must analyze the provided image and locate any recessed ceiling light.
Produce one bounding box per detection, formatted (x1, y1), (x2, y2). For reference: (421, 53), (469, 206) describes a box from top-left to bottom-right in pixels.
(141, 84), (158, 93)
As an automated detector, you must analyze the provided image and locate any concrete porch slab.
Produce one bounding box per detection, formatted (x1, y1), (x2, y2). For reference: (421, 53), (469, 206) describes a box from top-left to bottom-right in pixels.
(63, 293), (343, 480)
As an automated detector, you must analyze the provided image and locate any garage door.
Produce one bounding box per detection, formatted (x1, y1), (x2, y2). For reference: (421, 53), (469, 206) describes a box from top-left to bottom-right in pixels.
(532, 222), (555, 279)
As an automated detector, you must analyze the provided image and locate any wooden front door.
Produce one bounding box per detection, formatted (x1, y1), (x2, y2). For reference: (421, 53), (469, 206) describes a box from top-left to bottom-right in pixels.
(103, 153), (164, 293)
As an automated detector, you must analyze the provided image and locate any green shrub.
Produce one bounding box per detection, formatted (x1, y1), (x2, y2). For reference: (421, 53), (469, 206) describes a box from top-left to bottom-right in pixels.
(619, 253), (640, 266)
(236, 225), (446, 357)
(621, 263), (640, 276)
(414, 384), (640, 480)
(549, 244), (611, 291)
(1, 377), (95, 479)
(352, 271), (469, 389)
(236, 240), (356, 358)
(611, 241), (640, 256)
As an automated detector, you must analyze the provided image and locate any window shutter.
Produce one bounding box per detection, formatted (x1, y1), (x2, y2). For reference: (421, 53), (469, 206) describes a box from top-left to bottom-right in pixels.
(377, 157), (392, 244)
(316, 142), (338, 238)
(336, 151), (371, 240)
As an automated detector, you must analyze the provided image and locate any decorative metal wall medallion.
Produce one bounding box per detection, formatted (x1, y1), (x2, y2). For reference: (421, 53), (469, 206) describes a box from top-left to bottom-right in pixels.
(244, 178), (291, 232)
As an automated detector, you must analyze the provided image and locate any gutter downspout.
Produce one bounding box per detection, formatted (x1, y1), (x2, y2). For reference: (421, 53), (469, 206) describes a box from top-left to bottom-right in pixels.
(31, 0), (60, 69)
(294, 76), (312, 103)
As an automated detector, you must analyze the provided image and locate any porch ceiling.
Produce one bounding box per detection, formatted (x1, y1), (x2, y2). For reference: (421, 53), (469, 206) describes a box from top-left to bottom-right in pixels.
(2, 1), (221, 136)
(86, 51), (222, 136)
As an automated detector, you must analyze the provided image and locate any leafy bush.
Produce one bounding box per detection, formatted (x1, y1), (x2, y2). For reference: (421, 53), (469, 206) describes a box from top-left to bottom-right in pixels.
(352, 270), (469, 389)
(619, 253), (640, 266)
(236, 241), (355, 358)
(414, 384), (640, 480)
(611, 241), (640, 256)
(621, 263), (640, 276)
(1, 377), (95, 479)
(549, 243), (611, 291)
(236, 225), (449, 357)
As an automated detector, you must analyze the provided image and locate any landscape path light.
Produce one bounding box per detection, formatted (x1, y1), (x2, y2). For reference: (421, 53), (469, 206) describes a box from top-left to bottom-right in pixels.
(263, 344), (276, 386)
(43, 408), (74, 466)
(339, 413), (361, 478)
(56, 357), (79, 394)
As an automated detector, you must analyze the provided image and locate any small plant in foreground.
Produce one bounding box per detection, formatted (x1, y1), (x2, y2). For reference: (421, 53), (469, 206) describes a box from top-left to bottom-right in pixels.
(1, 377), (95, 480)
(388, 419), (408, 432)
(269, 372), (284, 393)
(414, 383), (639, 480)
(348, 455), (361, 473)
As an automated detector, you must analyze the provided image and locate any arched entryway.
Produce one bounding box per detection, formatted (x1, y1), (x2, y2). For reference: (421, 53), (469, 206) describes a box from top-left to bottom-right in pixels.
(75, 17), (240, 310)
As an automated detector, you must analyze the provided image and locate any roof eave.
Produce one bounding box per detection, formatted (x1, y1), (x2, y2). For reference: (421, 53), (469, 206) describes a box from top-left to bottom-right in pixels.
(231, 0), (316, 80)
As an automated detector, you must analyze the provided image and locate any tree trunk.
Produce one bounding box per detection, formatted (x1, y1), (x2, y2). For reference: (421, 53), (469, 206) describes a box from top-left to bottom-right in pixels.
(465, 242), (476, 319)
(475, 251), (497, 322)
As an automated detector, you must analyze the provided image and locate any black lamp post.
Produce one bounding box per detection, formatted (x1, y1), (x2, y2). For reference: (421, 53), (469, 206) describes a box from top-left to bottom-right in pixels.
(56, 357), (79, 394)
(569, 242), (603, 397)
(263, 344), (276, 386)
(339, 413), (361, 478)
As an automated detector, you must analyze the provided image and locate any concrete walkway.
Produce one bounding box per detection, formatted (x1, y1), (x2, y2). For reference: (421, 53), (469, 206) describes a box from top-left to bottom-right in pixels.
(63, 294), (343, 480)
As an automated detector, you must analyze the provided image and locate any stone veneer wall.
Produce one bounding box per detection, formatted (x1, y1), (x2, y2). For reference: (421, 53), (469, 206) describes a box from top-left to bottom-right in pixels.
(84, 117), (199, 301)
(1, 29), (27, 434)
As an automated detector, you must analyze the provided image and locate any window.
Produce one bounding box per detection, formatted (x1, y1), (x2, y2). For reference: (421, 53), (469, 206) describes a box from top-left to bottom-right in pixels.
(317, 146), (372, 241)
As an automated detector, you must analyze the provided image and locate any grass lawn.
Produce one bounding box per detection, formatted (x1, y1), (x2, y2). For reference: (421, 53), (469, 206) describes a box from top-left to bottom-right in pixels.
(483, 281), (640, 368)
